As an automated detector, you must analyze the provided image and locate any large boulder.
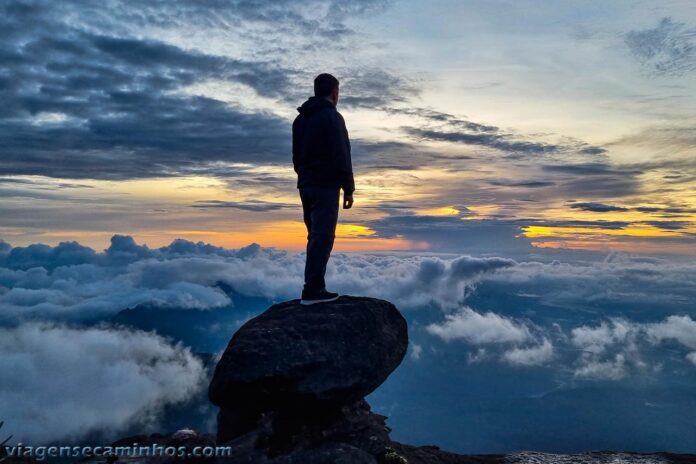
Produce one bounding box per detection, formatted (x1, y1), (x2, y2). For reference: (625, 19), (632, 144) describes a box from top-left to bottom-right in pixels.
(208, 295), (408, 410)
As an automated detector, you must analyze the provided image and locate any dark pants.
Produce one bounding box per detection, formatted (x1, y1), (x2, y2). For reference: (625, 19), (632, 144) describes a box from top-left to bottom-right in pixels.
(299, 186), (340, 293)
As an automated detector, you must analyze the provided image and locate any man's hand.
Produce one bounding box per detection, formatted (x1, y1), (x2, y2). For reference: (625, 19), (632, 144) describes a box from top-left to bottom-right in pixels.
(343, 193), (354, 209)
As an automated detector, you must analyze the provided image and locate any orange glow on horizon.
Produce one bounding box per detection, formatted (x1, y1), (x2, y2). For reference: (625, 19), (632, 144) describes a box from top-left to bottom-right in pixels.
(27, 221), (428, 253)
(523, 225), (683, 239)
(415, 206), (461, 216)
(133, 222), (425, 252)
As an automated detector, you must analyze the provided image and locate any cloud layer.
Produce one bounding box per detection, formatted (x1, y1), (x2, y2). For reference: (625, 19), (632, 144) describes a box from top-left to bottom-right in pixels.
(0, 322), (205, 444)
(0, 234), (520, 323)
(3, 235), (696, 444)
(3, 235), (696, 378)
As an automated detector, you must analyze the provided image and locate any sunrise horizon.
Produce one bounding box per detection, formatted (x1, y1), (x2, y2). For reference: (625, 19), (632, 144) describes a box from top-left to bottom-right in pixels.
(3, 0), (696, 459)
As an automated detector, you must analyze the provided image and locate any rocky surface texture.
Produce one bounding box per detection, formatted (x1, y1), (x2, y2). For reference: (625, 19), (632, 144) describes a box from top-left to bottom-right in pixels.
(208, 295), (408, 461)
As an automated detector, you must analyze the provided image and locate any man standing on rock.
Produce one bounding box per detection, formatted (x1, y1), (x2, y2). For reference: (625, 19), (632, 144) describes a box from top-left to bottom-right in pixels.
(292, 73), (355, 305)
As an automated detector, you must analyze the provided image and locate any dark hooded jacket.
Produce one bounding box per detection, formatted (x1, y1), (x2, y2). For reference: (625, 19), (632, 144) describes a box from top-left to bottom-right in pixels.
(292, 96), (355, 195)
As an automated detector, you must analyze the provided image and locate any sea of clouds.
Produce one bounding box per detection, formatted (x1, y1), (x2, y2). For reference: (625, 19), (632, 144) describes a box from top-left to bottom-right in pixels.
(1, 235), (696, 444)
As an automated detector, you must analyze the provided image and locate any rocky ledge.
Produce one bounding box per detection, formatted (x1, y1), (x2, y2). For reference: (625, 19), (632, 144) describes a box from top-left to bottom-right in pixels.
(208, 295), (408, 462)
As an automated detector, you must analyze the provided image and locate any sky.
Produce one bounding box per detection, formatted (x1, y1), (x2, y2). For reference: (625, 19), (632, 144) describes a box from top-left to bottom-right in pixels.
(2, 0), (696, 454)
(1, 0), (695, 255)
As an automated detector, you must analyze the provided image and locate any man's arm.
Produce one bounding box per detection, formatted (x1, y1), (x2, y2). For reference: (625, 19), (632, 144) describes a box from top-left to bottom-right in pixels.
(330, 111), (355, 196)
(291, 115), (303, 175)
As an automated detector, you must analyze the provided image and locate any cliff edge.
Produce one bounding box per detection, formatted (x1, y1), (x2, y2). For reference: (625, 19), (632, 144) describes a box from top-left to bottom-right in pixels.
(208, 295), (408, 462)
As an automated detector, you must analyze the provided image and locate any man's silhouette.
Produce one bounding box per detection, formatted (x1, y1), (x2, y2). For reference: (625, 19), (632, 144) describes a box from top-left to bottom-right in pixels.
(292, 73), (354, 305)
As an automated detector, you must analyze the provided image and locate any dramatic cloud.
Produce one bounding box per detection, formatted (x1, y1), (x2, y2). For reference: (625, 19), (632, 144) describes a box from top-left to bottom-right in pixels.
(395, 106), (606, 160)
(0, 235), (520, 323)
(0, 322), (206, 444)
(488, 179), (557, 188)
(4, 236), (696, 387)
(540, 163), (642, 198)
(0, 2), (293, 179)
(403, 126), (560, 156)
(0, 0), (412, 181)
(569, 202), (630, 213)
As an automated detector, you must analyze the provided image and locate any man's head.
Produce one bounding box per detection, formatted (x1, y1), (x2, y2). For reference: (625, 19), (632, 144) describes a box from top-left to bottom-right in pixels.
(314, 73), (339, 106)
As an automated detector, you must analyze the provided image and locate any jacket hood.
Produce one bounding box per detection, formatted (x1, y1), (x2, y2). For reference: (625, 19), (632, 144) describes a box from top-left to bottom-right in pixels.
(297, 96), (334, 116)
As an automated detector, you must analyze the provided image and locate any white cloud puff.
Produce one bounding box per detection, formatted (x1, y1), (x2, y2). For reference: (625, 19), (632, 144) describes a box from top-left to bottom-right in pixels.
(571, 319), (638, 354)
(574, 354), (627, 381)
(425, 307), (532, 344)
(568, 315), (696, 380)
(0, 235), (518, 323)
(644, 315), (696, 350)
(0, 322), (206, 444)
(502, 339), (554, 366)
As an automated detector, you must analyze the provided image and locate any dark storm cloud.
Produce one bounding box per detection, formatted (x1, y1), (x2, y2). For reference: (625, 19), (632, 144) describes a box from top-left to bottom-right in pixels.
(402, 127), (560, 155)
(191, 199), (296, 212)
(524, 219), (631, 230)
(568, 202), (696, 218)
(0, 1), (299, 180)
(625, 17), (696, 76)
(635, 206), (696, 214)
(543, 163), (643, 176)
(0, 0), (403, 181)
(541, 163), (643, 198)
(488, 179), (557, 188)
(642, 221), (692, 230)
(364, 157), (644, 226)
(578, 146), (607, 155)
(385, 107), (497, 131)
(388, 106), (606, 158)
(569, 202), (629, 213)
